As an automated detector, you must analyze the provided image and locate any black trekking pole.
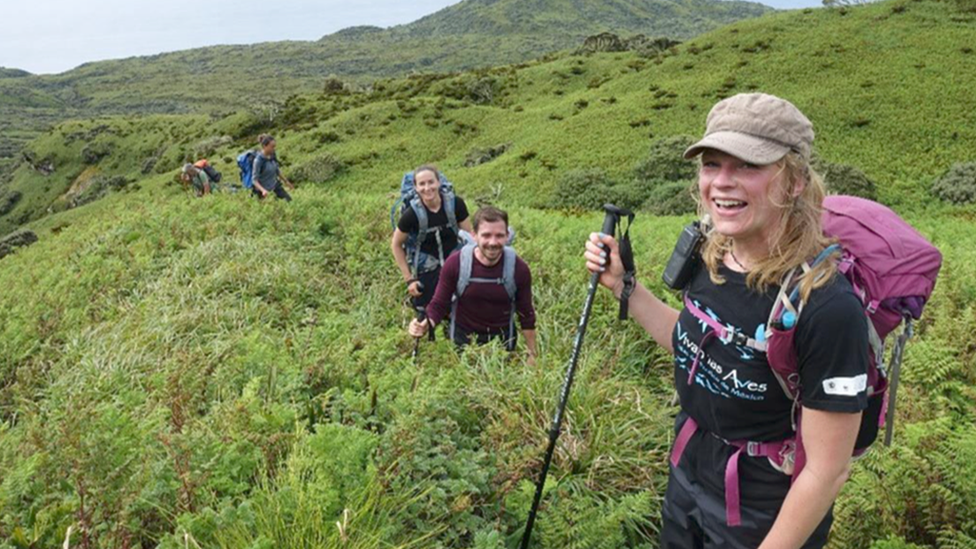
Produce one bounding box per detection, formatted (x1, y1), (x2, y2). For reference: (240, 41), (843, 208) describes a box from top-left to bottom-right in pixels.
(412, 305), (434, 363)
(519, 204), (633, 549)
(410, 284), (434, 364)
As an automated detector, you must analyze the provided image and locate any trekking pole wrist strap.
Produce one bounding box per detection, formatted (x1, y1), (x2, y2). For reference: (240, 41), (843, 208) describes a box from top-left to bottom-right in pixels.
(616, 212), (636, 321)
(619, 274), (636, 320)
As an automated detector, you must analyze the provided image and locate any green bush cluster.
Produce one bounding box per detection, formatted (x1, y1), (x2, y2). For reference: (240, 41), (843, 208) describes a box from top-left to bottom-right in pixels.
(193, 135), (234, 160)
(289, 153), (344, 185)
(552, 137), (700, 215)
(0, 229), (36, 259)
(464, 143), (510, 167)
(0, 190), (21, 216)
(81, 141), (113, 165)
(551, 168), (619, 211)
(633, 135), (698, 184)
(822, 162), (878, 200)
(931, 162), (976, 205)
(643, 181), (698, 216)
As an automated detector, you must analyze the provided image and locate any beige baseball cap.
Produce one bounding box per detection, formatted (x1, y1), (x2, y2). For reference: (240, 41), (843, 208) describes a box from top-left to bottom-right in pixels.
(683, 93), (814, 165)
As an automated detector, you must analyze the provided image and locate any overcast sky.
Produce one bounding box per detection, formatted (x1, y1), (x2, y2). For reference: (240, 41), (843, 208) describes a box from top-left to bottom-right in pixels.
(3, 0), (823, 75)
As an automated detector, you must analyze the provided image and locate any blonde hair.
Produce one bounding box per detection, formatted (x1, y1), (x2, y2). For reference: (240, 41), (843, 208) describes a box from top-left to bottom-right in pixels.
(696, 152), (838, 302)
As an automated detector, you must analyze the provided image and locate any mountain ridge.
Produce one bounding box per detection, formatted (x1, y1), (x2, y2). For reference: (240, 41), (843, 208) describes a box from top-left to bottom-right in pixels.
(0, 0), (771, 172)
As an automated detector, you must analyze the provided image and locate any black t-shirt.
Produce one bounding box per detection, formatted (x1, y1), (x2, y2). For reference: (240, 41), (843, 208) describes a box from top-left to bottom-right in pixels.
(672, 264), (870, 443)
(397, 196), (470, 258)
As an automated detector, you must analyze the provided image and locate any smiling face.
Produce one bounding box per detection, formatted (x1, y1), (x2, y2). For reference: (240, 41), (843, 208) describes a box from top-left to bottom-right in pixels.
(698, 149), (792, 252)
(474, 219), (508, 264)
(413, 169), (440, 207)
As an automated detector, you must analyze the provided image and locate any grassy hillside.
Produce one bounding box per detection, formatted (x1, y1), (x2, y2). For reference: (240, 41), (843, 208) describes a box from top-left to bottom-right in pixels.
(1, 0), (975, 547)
(4, 0), (974, 234)
(0, 0), (769, 174)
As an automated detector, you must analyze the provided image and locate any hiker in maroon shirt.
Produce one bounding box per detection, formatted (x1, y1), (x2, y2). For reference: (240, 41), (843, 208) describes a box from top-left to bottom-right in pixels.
(409, 206), (537, 362)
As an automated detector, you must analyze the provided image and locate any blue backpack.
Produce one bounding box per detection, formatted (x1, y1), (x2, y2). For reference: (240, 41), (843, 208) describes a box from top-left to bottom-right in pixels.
(237, 151), (257, 189)
(390, 172), (459, 275)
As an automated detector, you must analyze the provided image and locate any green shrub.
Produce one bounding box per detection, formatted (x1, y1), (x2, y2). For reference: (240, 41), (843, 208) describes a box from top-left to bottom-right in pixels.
(193, 135), (233, 159)
(323, 75), (346, 93)
(290, 153), (344, 185)
(0, 229), (37, 259)
(642, 180), (697, 216)
(553, 170), (661, 212)
(81, 141), (112, 164)
(0, 190), (22, 216)
(822, 162), (878, 200)
(931, 162), (976, 205)
(634, 135), (698, 184)
(606, 179), (655, 211)
(466, 77), (498, 105)
(464, 143), (510, 167)
(552, 168), (617, 211)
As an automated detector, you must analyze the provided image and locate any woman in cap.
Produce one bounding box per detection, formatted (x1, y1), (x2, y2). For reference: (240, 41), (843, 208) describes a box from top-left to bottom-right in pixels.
(584, 93), (869, 548)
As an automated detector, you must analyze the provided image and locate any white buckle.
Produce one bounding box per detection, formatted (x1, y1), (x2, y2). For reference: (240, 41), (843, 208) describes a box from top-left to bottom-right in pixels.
(747, 441), (761, 456)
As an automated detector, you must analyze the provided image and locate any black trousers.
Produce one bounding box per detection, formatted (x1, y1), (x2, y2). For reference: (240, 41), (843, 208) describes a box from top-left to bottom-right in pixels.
(660, 416), (833, 549)
(253, 185), (292, 202)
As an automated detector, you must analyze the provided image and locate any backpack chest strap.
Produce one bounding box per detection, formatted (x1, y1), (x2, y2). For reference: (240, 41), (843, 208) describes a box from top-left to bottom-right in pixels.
(467, 276), (506, 285)
(684, 294), (767, 352)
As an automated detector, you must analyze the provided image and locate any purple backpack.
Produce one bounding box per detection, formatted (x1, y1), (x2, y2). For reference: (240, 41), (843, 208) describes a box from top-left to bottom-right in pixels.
(767, 195), (942, 446)
(675, 195), (942, 527)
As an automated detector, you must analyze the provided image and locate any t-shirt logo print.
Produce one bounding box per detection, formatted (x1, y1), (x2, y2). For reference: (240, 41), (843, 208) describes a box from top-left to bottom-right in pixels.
(675, 303), (769, 401)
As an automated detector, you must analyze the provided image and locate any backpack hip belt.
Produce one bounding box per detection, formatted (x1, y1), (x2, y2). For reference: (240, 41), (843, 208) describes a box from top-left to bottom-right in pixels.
(670, 416), (797, 527)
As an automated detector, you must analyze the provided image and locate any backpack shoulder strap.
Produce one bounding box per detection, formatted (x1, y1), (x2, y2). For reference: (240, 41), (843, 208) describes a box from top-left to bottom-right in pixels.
(456, 244), (476, 298)
(502, 247), (517, 302)
(441, 184), (458, 233)
(409, 197), (429, 240)
(390, 197), (406, 229)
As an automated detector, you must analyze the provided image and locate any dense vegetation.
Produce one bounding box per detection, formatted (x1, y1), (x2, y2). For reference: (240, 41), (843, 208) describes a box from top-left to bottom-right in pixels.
(2, 0), (976, 547)
(0, 0), (770, 175)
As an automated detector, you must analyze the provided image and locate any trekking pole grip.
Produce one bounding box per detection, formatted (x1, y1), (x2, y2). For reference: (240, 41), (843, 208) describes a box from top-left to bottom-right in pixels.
(601, 204), (621, 248)
(415, 307), (434, 342)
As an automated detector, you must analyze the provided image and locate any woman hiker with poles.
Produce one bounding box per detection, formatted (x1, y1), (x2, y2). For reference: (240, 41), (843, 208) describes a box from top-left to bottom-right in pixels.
(581, 93), (870, 548)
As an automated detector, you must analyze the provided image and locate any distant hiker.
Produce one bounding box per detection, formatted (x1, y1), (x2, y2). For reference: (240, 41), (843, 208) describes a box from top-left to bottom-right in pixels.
(236, 137), (275, 191)
(194, 159), (222, 184)
(585, 93), (914, 548)
(252, 135), (294, 201)
(181, 163), (216, 196)
(391, 164), (474, 307)
(409, 206), (537, 361)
